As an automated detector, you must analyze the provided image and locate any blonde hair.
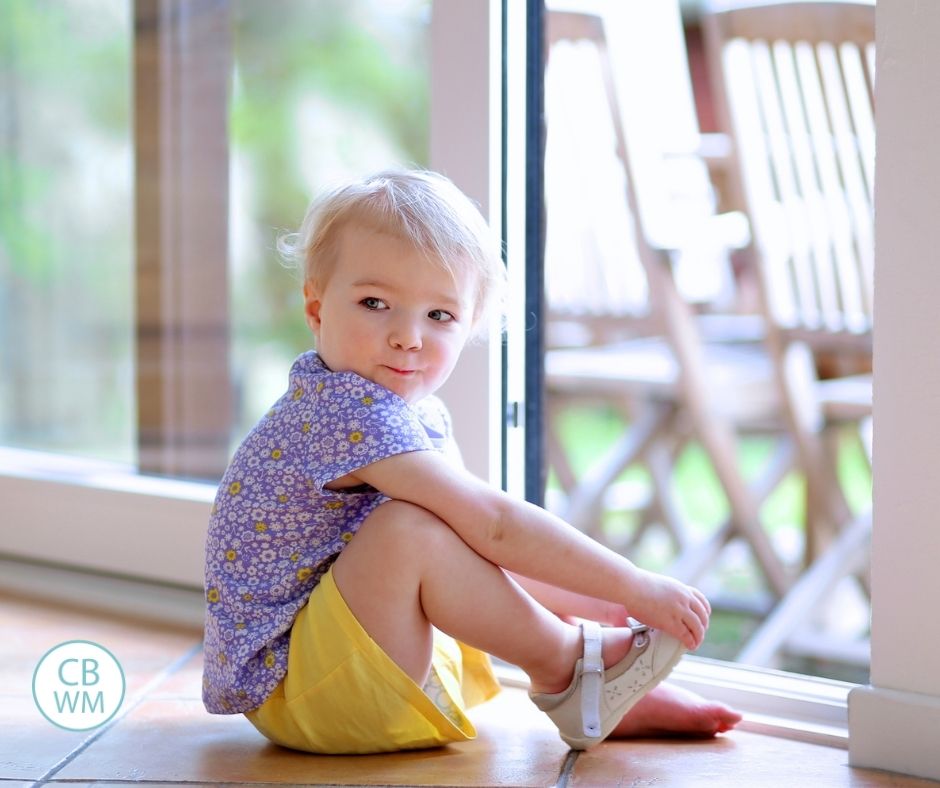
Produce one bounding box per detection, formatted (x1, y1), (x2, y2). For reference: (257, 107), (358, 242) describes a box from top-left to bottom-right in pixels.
(278, 169), (505, 337)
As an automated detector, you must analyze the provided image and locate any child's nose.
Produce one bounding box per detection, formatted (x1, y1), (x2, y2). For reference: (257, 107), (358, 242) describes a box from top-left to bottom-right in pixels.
(388, 317), (422, 351)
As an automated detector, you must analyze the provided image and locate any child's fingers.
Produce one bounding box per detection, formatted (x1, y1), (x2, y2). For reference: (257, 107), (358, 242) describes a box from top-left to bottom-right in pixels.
(692, 595), (710, 628)
(683, 609), (705, 650)
(685, 622), (701, 651)
(683, 596), (710, 649)
(693, 587), (711, 616)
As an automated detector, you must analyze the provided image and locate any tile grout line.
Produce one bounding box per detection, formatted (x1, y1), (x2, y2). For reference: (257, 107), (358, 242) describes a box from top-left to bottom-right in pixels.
(555, 749), (580, 788)
(29, 641), (204, 788)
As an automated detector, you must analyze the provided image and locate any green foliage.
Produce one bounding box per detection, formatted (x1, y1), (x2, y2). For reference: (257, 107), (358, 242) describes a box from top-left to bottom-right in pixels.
(0, 159), (55, 284)
(0, 0), (130, 285)
(227, 0), (431, 432)
(549, 401), (869, 578)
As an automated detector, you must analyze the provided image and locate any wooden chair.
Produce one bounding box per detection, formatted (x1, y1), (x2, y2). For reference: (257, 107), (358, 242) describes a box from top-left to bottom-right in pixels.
(543, 3), (797, 609)
(703, 0), (875, 666)
(545, 0), (753, 351)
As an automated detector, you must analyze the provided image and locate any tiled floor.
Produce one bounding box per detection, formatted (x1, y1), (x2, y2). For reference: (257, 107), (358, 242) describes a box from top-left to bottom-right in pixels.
(1, 588), (936, 788)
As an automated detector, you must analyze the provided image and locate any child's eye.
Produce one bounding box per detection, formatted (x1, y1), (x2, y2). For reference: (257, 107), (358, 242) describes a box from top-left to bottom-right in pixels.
(360, 297), (388, 311)
(428, 309), (455, 323)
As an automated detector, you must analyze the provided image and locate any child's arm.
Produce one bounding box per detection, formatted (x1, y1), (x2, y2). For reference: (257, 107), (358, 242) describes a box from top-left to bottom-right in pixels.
(441, 426), (629, 626)
(350, 449), (710, 650)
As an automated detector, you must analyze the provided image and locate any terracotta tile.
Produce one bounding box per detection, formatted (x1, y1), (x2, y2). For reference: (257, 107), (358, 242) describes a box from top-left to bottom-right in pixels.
(842, 768), (940, 787)
(0, 590), (202, 661)
(9, 591), (928, 787)
(48, 785), (317, 788)
(0, 694), (87, 780)
(0, 590), (204, 780)
(45, 784), (234, 788)
(56, 688), (569, 786)
(568, 729), (938, 787)
(148, 649), (204, 700)
(0, 591), (201, 700)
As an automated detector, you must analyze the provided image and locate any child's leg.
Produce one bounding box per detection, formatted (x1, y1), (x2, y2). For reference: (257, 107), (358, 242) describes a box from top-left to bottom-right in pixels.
(331, 499), (635, 694)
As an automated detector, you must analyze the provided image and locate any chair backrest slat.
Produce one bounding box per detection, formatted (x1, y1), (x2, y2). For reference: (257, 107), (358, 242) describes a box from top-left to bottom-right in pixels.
(544, 37), (649, 323)
(791, 40), (852, 329)
(755, 38), (823, 329)
(707, 0), (875, 343)
(544, 2), (739, 345)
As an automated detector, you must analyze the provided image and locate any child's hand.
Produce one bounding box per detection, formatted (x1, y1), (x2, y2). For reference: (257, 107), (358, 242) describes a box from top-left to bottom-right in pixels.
(625, 569), (711, 651)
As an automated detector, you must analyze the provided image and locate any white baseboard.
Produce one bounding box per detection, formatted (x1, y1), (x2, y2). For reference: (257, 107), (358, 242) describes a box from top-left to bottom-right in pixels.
(849, 685), (940, 781)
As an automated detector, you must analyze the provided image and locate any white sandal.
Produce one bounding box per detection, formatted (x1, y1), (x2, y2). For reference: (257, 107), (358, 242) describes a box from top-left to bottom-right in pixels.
(529, 620), (686, 749)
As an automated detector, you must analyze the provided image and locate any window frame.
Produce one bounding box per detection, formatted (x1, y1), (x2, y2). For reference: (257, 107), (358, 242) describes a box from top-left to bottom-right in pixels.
(134, 0), (234, 480)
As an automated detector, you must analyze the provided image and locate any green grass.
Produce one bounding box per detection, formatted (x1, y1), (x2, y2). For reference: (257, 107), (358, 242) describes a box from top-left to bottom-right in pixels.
(549, 402), (871, 542)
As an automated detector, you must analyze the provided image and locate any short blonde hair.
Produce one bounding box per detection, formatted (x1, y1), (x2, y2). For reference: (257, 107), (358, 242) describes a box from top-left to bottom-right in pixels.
(278, 169), (505, 336)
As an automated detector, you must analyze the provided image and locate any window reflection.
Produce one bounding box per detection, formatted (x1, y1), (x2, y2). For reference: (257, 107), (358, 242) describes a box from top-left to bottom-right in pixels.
(0, 0), (133, 464)
(0, 0), (430, 476)
(228, 0), (430, 443)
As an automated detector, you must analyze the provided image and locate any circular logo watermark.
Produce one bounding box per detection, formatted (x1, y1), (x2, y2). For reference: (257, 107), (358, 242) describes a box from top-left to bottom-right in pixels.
(32, 641), (125, 731)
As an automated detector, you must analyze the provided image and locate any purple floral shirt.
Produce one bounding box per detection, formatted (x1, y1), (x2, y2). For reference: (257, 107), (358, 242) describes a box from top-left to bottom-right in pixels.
(202, 351), (448, 714)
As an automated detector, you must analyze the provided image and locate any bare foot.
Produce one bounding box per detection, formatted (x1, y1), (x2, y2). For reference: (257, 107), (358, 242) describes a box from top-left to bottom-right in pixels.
(609, 682), (742, 739)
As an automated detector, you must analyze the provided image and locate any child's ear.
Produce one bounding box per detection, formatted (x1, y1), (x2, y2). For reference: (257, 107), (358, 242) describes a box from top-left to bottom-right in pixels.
(302, 281), (323, 336)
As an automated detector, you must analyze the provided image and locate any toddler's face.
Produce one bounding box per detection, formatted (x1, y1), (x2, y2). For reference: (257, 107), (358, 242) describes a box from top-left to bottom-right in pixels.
(303, 226), (475, 403)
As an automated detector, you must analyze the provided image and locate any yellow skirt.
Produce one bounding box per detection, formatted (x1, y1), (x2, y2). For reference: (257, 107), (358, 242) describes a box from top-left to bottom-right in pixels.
(245, 568), (501, 754)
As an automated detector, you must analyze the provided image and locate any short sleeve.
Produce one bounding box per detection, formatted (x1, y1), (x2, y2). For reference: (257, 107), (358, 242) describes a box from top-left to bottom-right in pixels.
(299, 370), (434, 491)
(414, 394), (467, 467)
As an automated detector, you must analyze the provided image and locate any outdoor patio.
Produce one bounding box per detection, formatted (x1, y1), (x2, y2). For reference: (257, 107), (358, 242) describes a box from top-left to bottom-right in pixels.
(541, 0), (874, 683)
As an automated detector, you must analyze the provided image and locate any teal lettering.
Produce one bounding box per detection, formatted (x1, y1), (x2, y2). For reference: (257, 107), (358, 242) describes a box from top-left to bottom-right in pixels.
(54, 690), (80, 713)
(82, 691), (104, 714)
(53, 690), (106, 715)
(81, 659), (100, 686)
(58, 658), (80, 686)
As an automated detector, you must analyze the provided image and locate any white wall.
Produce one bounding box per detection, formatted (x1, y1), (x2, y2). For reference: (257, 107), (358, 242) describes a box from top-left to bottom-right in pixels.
(848, 0), (940, 781)
(429, 0), (502, 484)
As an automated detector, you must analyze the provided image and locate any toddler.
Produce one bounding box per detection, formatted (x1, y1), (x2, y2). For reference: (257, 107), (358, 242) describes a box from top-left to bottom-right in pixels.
(203, 169), (740, 754)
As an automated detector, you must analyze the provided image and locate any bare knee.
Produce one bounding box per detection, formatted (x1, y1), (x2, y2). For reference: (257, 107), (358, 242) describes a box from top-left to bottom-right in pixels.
(354, 499), (455, 555)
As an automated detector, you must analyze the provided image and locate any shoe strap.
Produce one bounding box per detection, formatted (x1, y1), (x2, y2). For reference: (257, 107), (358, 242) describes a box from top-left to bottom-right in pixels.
(579, 621), (604, 737)
(628, 618), (650, 647)
(627, 616), (649, 633)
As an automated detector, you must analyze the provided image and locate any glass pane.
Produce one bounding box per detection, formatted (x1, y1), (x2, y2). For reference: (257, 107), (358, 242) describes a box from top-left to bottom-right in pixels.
(0, 0), (431, 471)
(0, 0), (133, 464)
(228, 0), (431, 441)
(540, 1), (872, 683)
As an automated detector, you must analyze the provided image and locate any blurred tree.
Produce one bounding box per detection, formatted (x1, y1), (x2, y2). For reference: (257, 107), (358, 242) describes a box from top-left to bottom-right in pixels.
(0, 0), (431, 457)
(0, 0), (132, 460)
(228, 0), (430, 433)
